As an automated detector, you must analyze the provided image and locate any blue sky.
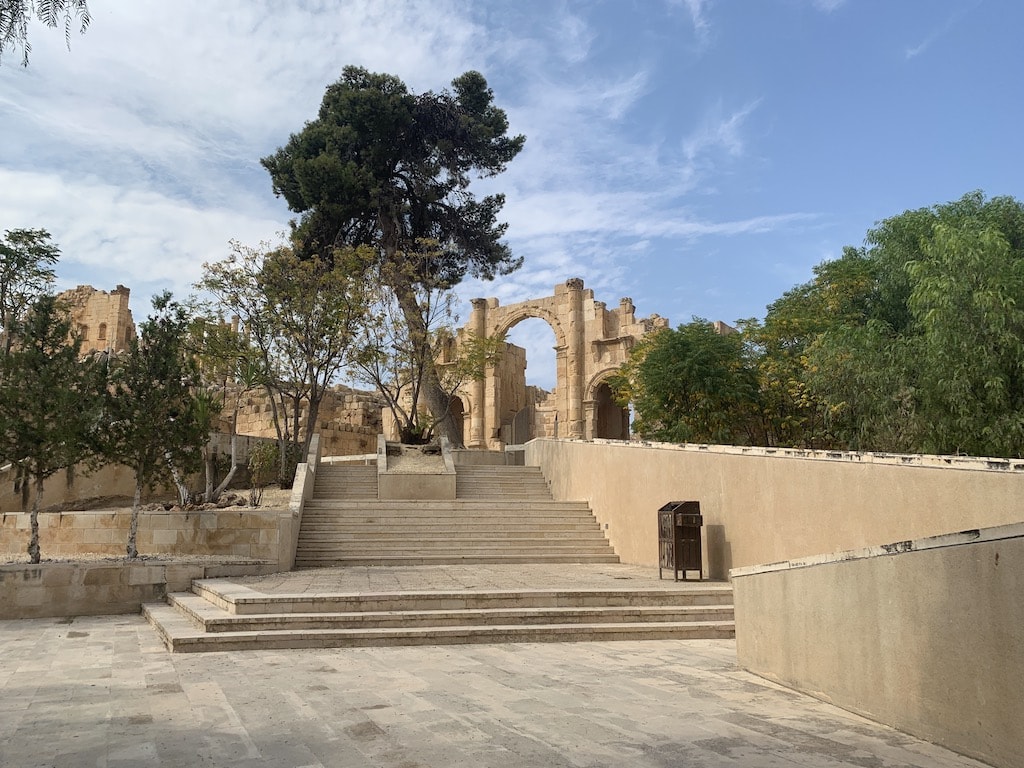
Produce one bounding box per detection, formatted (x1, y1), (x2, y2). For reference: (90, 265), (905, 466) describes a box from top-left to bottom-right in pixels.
(1, 0), (1019, 389)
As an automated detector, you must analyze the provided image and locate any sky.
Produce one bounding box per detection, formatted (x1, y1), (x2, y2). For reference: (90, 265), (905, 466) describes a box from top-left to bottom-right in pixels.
(2, 0), (1020, 389)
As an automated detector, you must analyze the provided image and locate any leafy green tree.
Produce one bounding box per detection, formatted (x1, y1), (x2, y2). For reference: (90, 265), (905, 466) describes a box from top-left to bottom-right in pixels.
(0, 228), (59, 359)
(0, 0), (90, 66)
(613, 320), (760, 445)
(741, 247), (876, 448)
(185, 315), (266, 503)
(198, 241), (371, 484)
(102, 293), (205, 559)
(261, 66), (524, 445)
(806, 192), (1024, 457)
(906, 222), (1024, 455)
(0, 295), (99, 562)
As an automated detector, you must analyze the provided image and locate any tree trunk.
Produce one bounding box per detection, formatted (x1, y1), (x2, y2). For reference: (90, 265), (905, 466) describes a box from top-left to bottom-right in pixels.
(166, 452), (191, 506)
(210, 432), (239, 502)
(391, 277), (462, 447)
(203, 444), (215, 501)
(127, 481), (141, 559)
(28, 473), (42, 564)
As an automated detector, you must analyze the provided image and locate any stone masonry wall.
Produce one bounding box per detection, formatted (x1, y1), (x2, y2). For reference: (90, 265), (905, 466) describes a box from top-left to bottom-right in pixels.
(58, 284), (136, 354)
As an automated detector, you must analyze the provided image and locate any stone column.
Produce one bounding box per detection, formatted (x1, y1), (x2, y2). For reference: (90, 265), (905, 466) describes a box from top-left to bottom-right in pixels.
(468, 298), (488, 449)
(565, 278), (585, 439)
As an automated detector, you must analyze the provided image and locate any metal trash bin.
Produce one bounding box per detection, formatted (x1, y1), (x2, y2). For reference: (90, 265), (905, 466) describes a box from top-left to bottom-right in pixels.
(658, 501), (703, 581)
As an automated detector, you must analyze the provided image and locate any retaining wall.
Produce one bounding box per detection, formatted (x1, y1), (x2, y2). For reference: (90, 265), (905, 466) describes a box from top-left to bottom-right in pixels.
(525, 438), (1024, 577)
(732, 524), (1024, 768)
(0, 559), (277, 619)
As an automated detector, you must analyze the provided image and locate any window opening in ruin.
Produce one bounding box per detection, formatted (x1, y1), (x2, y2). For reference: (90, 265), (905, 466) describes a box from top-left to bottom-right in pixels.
(98, 323), (107, 340)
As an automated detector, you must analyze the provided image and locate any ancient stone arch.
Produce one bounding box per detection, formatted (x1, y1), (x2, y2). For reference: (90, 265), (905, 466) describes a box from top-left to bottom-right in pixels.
(458, 278), (668, 449)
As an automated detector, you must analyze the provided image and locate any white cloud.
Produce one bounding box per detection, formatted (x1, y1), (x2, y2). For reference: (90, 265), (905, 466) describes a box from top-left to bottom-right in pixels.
(3, 0), (816, 377)
(0, 168), (284, 303)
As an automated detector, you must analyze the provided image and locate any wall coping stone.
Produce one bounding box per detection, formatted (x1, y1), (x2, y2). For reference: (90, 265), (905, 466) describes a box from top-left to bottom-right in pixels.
(730, 521), (1024, 579)
(528, 437), (1024, 473)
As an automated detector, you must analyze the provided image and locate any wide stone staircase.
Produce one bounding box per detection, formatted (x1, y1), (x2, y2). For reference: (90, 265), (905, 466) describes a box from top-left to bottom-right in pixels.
(143, 461), (735, 651)
(294, 464), (619, 567)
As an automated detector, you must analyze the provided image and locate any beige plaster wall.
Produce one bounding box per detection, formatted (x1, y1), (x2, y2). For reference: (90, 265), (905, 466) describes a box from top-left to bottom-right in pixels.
(731, 526), (1024, 768)
(525, 438), (1024, 577)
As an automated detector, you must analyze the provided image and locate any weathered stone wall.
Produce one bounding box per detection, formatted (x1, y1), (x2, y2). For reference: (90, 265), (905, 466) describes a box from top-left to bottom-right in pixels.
(0, 434), (277, 514)
(226, 384), (382, 458)
(0, 559), (277, 619)
(0, 506), (294, 563)
(58, 284), (136, 354)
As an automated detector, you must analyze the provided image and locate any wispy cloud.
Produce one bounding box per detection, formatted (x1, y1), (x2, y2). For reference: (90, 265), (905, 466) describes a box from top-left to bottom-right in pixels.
(664, 0), (713, 48)
(905, 4), (975, 60)
(682, 99), (763, 162)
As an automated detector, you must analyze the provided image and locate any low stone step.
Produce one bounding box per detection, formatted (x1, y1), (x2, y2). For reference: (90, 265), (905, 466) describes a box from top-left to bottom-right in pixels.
(144, 601), (734, 653)
(192, 580), (734, 614)
(166, 592), (733, 632)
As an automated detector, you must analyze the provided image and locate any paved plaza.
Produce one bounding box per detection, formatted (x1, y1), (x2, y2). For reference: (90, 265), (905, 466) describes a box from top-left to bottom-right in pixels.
(0, 604), (991, 767)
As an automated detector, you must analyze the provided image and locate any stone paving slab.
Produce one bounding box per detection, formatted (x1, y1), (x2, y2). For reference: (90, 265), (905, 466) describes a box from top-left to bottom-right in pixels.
(235, 563), (712, 594)
(0, 614), (992, 768)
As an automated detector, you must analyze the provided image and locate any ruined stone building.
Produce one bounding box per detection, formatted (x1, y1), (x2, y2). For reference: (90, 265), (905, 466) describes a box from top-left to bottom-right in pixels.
(57, 284), (137, 355)
(62, 279), (669, 454)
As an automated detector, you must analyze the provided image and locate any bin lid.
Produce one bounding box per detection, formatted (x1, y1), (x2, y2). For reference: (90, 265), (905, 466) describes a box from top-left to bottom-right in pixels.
(658, 500), (700, 513)
(675, 512), (703, 526)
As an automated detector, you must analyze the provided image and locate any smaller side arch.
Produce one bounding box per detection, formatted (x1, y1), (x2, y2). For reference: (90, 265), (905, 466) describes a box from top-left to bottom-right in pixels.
(585, 368), (630, 441)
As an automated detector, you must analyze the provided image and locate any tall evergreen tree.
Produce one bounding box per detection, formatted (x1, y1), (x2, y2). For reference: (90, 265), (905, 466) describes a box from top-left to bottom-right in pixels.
(102, 293), (204, 558)
(262, 66), (524, 446)
(0, 295), (99, 562)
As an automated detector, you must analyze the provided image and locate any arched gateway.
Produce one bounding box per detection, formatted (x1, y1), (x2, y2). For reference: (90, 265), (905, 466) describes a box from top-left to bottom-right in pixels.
(457, 278), (668, 449)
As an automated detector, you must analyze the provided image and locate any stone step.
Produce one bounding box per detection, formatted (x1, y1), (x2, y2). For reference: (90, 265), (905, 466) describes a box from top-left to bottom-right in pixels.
(454, 468), (546, 477)
(190, 580), (735, 613)
(293, 553), (623, 567)
(301, 502), (594, 513)
(300, 514), (600, 524)
(144, 600), (735, 653)
(297, 531), (607, 542)
(297, 536), (610, 548)
(294, 524), (598, 536)
(166, 592), (734, 632)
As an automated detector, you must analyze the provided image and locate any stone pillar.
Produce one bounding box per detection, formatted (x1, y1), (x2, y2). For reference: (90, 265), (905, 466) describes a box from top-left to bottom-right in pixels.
(468, 298), (488, 449)
(565, 278), (585, 439)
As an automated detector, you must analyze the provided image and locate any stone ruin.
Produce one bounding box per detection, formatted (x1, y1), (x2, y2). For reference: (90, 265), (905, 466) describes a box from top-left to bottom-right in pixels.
(62, 279), (670, 453)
